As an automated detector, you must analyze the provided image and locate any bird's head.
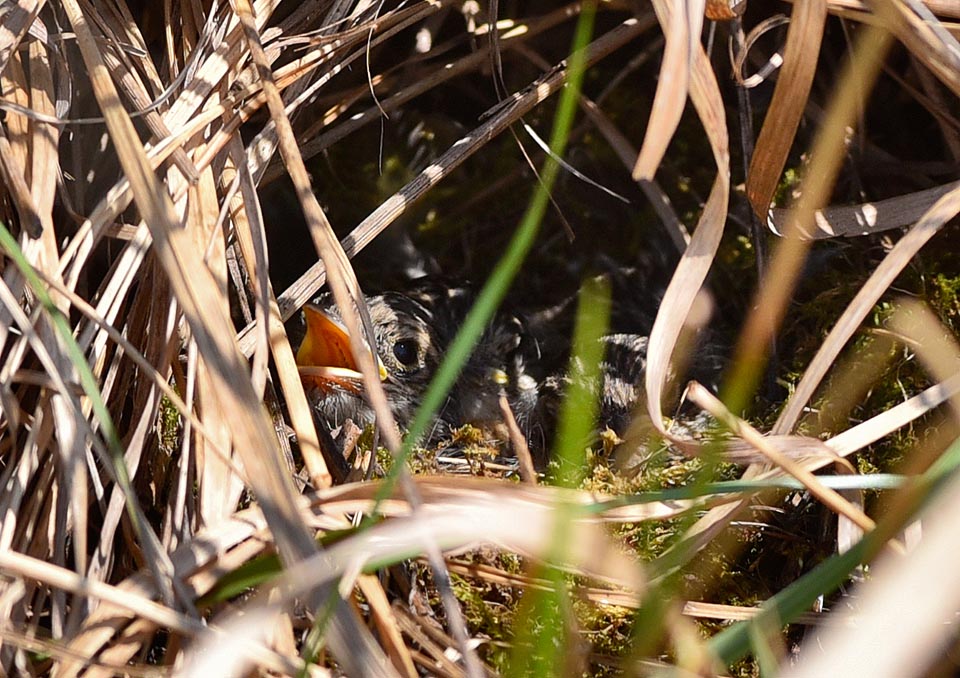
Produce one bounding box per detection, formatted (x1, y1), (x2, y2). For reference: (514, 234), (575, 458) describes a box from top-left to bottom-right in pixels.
(295, 283), (539, 441)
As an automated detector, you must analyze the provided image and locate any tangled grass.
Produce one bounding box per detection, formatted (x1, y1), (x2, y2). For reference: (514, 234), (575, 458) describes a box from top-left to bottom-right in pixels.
(0, 0), (959, 675)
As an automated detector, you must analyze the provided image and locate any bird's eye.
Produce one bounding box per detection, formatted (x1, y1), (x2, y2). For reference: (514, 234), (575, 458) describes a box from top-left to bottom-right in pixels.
(392, 339), (419, 366)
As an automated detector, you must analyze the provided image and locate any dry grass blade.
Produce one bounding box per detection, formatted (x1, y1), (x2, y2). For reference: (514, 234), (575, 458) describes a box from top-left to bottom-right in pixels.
(679, 366), (959, 539)
(23, 267), (238, 472)
(54, 0), (230, 596)
(889, 301), (960, 419)
(57, 0), (385, 673)
(768, 179), (960, 238)
(0, 0), (42, 77)
(775, 182), (960, 432)
(54, 102), (233, 289)
(499, 393), (538, 483)
(716, 370), (960, 472)
(392, 605), (466, 678)
(632, 0), (704, 180)
(232, 1), (475, 672)
(232, 0), (401, 452)
(178, 603), (306, 677)
(687, 383), (879, 536)
(0, 229), (180, 619)
(0, 550), (203, 638)
(265, 3), (590, 185)
(445, 559), (826, 623)
(0, 628), (165, 678)
(786, 466), (960, 675)
(643, 1), (729, 441)
(358, 575), (419, 678)
(874, 0), (960, 98)
(818, 0), (960, 19)
(312, 475), (698, 524)
(731, 22), (893, 404)
(136, 475), (651, 676)
(244, 0), (461, 181)
(224, 138), (331, 489)
(832, 458), (867, 560)
(825, 373), (960, 458)
(60, 0), (264, 525)
(194, 480), (648, 651)
(193, 140), (242, 529)
(52, 468), (644, 676)
(58, 507), (283, 677)
(26, 34), (60, 269)
(666, 19), (896, 569)
(0, 126), (41, 238)
(786, 303), (960, 678)
(745, 0), (827, 219)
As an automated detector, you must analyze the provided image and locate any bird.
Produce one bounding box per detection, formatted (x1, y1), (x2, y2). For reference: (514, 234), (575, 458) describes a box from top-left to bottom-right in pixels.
(294, 273), (719, 475)
(295, 279), (541, 449)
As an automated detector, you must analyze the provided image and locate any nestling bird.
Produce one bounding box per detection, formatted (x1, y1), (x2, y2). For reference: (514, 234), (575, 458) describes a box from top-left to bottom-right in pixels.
(293, 275), (687, 470)
(295, 279), (541, 446)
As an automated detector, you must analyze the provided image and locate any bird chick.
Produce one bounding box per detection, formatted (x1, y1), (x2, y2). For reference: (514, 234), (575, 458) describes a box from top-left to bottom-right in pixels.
(295, 277), (716, 471)
(295, 281), (539, 447)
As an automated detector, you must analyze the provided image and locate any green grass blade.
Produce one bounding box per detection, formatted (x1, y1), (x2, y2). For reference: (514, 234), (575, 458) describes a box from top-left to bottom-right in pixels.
(551, 276), (611, 488)
(509, 276), (611, 677)
(589, 473), (909, 511)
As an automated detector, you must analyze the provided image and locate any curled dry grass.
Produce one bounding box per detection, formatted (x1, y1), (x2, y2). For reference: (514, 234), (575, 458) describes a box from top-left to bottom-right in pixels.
(0, 0), (959, 676)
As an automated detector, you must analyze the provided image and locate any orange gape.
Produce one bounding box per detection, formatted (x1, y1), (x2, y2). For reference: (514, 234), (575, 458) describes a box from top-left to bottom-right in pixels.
(297, 305), (358, 372)
(296, 305), (387, 394)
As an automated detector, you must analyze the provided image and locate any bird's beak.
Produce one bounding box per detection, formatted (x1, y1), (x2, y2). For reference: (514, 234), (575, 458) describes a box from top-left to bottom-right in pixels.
(296, 304), (387, 393)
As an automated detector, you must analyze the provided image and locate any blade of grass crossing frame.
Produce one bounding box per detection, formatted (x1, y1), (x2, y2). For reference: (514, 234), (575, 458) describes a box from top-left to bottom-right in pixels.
(508, 276), (611, 676)
(723, 23), (893, 415)
(552, 277), (611, 489)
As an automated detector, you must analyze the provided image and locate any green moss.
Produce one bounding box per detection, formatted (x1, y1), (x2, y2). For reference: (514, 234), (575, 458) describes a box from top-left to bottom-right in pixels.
(369, 445), (391, 473)
(926, 271), (960, 332)
(157, 394), (181, 455)
(574, 598), (636, 667)
(772, 166), (803, 206)
(403, 443), (438, 474)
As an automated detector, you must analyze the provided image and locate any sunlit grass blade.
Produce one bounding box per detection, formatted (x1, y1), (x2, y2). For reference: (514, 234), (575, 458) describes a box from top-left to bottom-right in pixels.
(591, 473), (908, 510)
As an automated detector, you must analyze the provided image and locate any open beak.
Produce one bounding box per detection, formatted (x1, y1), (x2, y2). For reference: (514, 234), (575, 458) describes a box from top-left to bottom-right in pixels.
(296, 304), (387, 394)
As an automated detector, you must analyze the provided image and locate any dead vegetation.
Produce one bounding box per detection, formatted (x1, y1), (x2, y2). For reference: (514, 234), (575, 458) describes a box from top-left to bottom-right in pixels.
(0, 0), (959, 676)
